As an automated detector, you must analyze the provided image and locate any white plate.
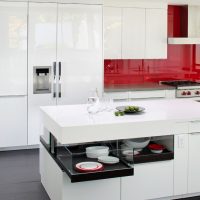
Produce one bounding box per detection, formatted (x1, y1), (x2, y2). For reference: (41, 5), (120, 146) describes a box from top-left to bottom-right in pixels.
(151, 149), (163, 154)
(76, 162), (103, 171)
(98, 156), (119, 164)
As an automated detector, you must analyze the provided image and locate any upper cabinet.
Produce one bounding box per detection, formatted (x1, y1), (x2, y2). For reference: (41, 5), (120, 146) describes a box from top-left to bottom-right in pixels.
(104, 7), (122, 59)
(122, 8), (145, 59)
(104, 6), (167, 59)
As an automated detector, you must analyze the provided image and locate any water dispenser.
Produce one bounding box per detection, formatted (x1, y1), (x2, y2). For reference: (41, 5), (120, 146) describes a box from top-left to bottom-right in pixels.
(33, 66), (51, 94)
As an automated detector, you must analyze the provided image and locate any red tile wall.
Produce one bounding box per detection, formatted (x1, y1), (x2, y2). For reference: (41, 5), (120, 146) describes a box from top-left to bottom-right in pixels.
(104, 6), (200, 87)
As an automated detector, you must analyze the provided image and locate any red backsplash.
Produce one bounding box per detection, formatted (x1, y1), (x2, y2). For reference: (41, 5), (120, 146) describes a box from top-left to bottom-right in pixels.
(104, 5), (200, 88)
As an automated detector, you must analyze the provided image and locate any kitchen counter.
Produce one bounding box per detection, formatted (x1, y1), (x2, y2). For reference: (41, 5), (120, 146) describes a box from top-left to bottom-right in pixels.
(40, 99), (200, 144)
(104, 83), (175, 92)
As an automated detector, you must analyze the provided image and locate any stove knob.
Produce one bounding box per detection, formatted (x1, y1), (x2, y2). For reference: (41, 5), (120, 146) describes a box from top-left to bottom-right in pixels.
(187, 91), (191, 95)
(196, 91), (200, 95)
(181, 91), (186, 95)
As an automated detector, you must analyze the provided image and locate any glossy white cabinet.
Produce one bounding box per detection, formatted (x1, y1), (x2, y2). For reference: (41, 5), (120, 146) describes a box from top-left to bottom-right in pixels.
(121, 161), (174, 200)
(145, 8), (167, 59)
(188, 124), (200, 194)
(28, 3), (57, 145)
(0, 96), (27, 147)
(104, 7), (122, 59)
(122, 8), (145, 59)
(0, 2), (27, 96)
(57, 4), (103, 105)
(104, 6), (167, 59)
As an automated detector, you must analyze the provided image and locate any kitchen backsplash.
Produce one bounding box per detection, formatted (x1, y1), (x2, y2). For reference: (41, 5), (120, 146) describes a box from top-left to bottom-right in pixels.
(104, 44), (200, 87)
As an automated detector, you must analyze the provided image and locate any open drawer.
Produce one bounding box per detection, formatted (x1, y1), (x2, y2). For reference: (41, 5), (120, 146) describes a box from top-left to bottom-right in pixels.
(40, 135), (134, 183)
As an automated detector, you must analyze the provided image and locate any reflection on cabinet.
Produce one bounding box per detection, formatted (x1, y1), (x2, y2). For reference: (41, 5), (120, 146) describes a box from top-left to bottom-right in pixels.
(0, 2), (27, 96)
(188, 130), (200, 194)
(104, 6), (167, 59)
(174, 134), (188, 195)
(104, 7), (122, 59)
(0, 96), (27, 148)
(57, 4), (103, 105)
(122, 8), (145, 59)
(121, 161), (173, 200)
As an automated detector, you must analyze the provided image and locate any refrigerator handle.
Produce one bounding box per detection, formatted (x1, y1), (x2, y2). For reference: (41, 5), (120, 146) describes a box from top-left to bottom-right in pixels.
(58, 62), (61, 98)
(53, 62), (56, 98)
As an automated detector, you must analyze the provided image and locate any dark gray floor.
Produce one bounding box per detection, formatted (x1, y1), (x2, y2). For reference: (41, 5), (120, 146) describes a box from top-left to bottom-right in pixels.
(0, 149), (50, 200)
(0, 149), (200, 200)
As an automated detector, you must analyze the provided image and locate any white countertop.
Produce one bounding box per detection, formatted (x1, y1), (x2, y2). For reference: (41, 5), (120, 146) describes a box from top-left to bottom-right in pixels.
(41, 99), (200, 144)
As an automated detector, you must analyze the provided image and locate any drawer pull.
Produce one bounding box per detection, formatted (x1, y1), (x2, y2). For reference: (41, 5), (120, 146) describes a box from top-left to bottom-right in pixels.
(190, 120), (200, 123)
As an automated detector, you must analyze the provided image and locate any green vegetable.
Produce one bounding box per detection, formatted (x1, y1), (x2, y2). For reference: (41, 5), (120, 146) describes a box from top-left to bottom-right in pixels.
(124, 106), (139, 112)
(114, 111), (125, 116)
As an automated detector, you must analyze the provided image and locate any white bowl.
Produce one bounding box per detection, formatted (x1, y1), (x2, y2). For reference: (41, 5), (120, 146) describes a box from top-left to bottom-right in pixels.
(86, 146), (109, 158)
(124, 137), (151, 149)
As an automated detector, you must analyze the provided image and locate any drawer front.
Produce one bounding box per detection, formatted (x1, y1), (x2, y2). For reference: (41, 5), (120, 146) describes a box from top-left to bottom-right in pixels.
(129, 90), (166, 99)
(189, 121), (200, 133)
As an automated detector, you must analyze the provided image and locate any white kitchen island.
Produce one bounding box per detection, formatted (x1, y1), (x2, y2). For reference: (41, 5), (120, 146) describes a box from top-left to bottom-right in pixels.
(40, 99), (200, 200)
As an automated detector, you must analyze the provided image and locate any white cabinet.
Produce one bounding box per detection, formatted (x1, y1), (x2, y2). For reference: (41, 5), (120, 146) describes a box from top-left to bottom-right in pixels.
(28, 3), (57, 145)
(121, 161), (173, 200)
(0, 2), (27, 96)
(57, 4), (103, 105)
(122, 8), (145, 59)
(145, 8), (167, 59)
(188, 123), (200, 194)
(104, 6), (167, 59)
(0, 96), (27, 148)
(174, 134), (189, 195)
(104, 7), (122, 59)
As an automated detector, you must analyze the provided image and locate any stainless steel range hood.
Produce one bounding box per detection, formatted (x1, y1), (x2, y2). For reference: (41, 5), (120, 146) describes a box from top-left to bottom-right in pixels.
(168, 5), (200, 44)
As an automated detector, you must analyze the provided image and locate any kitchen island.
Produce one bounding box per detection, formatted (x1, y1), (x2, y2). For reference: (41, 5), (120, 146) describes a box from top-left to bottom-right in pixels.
(40, 99), (200, 200)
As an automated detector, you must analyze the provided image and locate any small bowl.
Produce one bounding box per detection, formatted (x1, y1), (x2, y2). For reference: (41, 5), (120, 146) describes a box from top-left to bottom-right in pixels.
(150, 149), (163, 154)
(148, 143), (165, 150)
(124, 137), (151, 149)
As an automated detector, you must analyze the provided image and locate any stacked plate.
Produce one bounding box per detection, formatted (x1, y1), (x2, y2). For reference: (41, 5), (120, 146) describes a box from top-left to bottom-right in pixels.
(86, 146), (109, 158)
(98, 156), (119, 164)
(75, 162), (104, 172)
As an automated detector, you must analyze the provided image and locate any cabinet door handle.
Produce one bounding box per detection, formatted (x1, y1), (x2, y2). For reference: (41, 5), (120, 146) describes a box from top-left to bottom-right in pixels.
(53, 62), (56, 98)
(190, 132), (200, 135)
(58, 62), (61, 98)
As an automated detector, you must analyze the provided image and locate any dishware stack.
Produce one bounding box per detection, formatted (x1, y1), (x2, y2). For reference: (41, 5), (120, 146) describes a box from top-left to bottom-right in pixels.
(86, 146), (109, 158)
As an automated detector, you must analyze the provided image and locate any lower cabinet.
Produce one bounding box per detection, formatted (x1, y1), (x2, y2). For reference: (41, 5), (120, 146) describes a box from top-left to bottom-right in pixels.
(121, 161), (174, 200)
(188, 132), (200, 194)
(0, 96), (27, 148)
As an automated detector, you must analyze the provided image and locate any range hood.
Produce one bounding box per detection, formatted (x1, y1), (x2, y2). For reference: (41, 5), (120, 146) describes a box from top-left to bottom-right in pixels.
(168, 5), (200, 44)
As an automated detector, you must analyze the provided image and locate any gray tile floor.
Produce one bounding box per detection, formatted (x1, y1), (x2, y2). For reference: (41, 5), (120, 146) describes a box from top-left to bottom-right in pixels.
(0, 149), (200, 200)
(0, 149), (50, 200)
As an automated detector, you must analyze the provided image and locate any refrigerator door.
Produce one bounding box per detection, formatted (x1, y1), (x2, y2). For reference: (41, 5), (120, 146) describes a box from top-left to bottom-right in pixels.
(0, 2), (27, 96)
(28, 3), (57, 145)
(57, 4), (103, 105)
